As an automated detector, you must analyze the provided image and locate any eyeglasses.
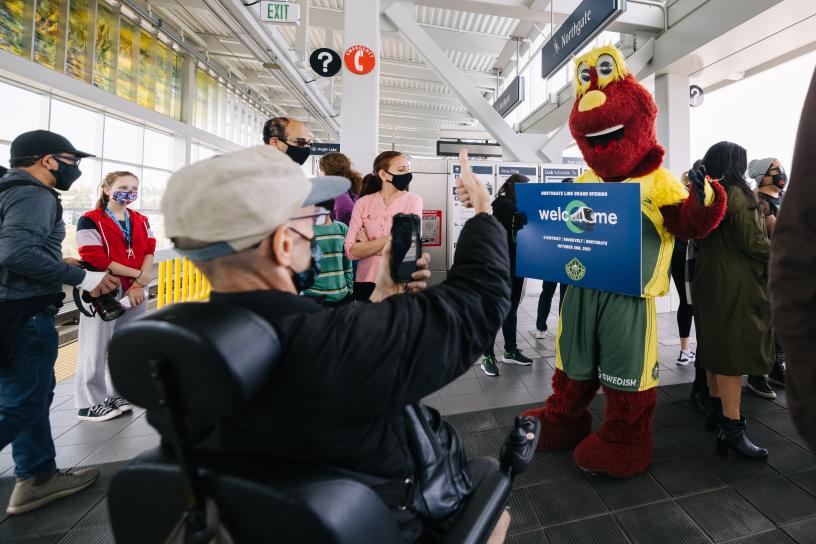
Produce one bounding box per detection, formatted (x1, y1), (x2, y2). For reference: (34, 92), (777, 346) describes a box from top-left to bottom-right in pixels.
(290, 207), (330, 226)
(53, 154), (81, 166)
(766, 165), (785, 175)
(283, 138), (313, 148)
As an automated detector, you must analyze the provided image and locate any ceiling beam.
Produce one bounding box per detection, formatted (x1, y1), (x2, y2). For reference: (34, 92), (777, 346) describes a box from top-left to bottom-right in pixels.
(311, 7), (508, 56)
(380, 59), (498, 90)
(380, 105), (472, 121)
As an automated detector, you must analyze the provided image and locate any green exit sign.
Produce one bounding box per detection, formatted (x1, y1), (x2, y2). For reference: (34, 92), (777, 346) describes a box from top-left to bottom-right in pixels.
(260, 1), (301, 24)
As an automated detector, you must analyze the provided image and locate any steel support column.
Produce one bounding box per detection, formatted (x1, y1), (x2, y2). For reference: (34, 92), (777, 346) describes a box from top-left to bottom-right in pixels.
(655, 73), (690, 177)
(382, 1), (543, 163)
(340, 0), (380, 171)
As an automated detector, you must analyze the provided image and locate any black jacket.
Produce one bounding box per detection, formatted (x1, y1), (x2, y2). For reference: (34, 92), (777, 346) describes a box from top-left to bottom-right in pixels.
(194, 214), (510, 512)
(491, 194), (518, 274)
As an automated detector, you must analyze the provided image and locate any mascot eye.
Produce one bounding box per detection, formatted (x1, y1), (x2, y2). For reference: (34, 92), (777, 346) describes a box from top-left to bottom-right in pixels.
(596, 54), (616, 78)
(578, 62), (591, 84)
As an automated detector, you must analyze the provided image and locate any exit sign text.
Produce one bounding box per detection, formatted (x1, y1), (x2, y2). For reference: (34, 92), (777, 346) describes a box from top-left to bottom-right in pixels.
(260, 1), (301, 24)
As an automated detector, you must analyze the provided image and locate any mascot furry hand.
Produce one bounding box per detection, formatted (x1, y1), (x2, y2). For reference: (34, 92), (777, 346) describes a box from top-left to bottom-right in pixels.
(522, 45), (727, 478)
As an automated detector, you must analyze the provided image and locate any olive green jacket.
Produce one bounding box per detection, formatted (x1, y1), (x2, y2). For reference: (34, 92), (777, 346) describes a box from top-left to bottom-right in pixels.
(692, 185), (773, 376)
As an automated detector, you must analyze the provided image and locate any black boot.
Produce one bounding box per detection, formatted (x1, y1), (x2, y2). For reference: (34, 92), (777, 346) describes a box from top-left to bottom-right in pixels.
(690, 383), (710, 415)
(717, 417), (769, 459)
(705, 396), (722, 432)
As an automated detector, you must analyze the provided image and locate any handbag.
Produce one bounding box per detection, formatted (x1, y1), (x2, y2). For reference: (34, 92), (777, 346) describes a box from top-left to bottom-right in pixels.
(403, 402), (473, 520)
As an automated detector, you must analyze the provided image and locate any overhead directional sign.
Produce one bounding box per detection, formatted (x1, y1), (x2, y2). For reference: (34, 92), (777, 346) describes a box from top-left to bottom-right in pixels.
(541, 0), (624, 81)
(260, 1), (300, 24)
(310, 143), (340, 156)
(493, 76), (524, 117)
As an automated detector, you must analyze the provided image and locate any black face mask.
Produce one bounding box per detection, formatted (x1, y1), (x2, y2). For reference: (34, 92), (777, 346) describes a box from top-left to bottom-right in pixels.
(386, 171), (413, 191)
(770, 172), (787, 190)
(285, 144), (311, 165)
(289, 229), (323, 292)
(50, 160), (82, 191)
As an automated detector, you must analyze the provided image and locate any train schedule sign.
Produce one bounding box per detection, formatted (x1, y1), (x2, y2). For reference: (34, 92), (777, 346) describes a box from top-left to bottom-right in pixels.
(515, 182), (642, 297)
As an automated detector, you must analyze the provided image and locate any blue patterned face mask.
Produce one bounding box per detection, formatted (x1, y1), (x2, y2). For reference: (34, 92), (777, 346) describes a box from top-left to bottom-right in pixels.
(111, 190), (138, 205)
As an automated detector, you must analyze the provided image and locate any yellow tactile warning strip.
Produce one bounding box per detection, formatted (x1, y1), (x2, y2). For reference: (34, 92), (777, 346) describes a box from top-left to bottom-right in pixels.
(55, 341), (78, 383)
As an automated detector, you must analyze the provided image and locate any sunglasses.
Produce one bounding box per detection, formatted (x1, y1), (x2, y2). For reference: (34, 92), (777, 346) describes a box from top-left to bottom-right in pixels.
(284, 138), (314, 148)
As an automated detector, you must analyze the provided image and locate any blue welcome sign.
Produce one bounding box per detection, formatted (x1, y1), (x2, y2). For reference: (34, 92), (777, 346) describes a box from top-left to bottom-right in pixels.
(515, 182), (642, 297)
(541, 0), (624, 81)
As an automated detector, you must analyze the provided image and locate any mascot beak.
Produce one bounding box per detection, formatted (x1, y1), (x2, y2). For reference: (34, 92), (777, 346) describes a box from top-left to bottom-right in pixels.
(578, 90), (607, 112)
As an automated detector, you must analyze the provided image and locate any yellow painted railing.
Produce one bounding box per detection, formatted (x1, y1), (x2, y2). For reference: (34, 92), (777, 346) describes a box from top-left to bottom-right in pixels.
(157, 258), (211, 308)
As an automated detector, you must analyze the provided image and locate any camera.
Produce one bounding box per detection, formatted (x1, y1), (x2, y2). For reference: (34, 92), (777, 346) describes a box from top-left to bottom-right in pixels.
(73, 261), (126, 321)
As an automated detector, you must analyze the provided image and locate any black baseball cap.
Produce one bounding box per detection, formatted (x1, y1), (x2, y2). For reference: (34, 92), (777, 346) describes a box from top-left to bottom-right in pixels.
(10, 130), (94, 160)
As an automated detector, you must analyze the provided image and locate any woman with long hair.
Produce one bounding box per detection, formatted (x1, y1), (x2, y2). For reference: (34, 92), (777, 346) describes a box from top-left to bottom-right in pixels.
(75, 171), (156, 421)
(480, 174), (535, 376)
(319, 152), (363, 226)
(344, 151), (422, 301)
(693, 141), (772, 459)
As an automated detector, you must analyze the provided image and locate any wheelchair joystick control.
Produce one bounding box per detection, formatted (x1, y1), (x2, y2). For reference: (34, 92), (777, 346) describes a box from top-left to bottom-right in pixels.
(500, 416), (540, 478)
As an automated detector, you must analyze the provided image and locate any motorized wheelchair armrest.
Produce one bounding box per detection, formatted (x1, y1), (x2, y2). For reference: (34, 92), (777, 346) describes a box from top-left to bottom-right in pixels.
(108, 302), (281, 419)
(443, 471), (512, 544)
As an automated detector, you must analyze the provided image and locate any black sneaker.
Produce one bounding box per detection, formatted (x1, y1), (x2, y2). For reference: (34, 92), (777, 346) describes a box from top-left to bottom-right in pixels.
(502, 348), (533, 366)
(746, 375), (777, 400)
(78, 404), (122, 422)
(105, 397), (132, 413)
(768, 359), (785, 387)
(481, 355), (500, 376)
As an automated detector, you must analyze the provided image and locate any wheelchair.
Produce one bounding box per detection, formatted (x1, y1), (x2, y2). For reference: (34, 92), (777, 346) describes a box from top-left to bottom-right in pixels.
(107, 302), (538, 543)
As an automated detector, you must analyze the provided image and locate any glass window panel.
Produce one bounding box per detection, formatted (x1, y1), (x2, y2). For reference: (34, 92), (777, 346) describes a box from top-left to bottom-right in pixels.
(117, 18), (136, 100)
(194, 68), (207, 129)
(216, 83), (226, 138)
(154, 41), (170, 115)
(139, 167), (168, 210)
(142, 211), (169, 249)
(34, 0), (61, 70)
(207, 73), (217, 134)
(0, 142), (10, 168)
(0, 0), (26, 56)
(170, 51), (183, 119)
(49, 99), (98, 156)
(0, 80), (42, 141)
(143, 128), (172, 169)
(93, 3), (114, 91)
(137, 30), (155, 109)
(59, 157), (101, 211)
(103, 116), (140, 163)
(224, 91), (233, 141)
(66, 0), (90, 80)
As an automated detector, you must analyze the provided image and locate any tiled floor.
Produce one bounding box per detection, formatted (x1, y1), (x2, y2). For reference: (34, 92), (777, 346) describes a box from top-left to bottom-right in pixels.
(1, 292), (697, 476)
(425, 294), (699, 416)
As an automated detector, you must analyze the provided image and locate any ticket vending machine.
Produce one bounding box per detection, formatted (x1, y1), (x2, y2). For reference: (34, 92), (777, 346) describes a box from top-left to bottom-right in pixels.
(447, 162), (496, 270)
(410, 158), (450, 286)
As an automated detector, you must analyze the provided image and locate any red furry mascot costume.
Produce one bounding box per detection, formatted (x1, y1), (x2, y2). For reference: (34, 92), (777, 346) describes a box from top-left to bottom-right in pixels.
(522, 45), (727, 477)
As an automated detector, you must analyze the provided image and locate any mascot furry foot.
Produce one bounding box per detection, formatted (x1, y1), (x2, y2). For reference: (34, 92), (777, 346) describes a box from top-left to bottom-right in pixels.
(521, 369), (599, 451)
(573, 387), (657, 477)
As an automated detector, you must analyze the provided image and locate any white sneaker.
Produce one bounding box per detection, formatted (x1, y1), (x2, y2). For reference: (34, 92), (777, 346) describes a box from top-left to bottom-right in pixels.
(677, 350), (696, 366)
(535, 330), (547, 339)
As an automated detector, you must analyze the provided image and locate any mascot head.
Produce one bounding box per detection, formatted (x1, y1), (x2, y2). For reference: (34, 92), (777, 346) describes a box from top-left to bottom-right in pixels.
(568, 45), (664, 181)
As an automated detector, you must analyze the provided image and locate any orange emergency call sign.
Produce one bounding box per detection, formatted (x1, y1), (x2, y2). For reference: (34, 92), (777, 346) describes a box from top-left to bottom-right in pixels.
(344, 45), (376, 75)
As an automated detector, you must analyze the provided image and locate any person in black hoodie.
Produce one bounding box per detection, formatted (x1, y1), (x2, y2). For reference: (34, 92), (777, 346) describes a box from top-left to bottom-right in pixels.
(480, 174), (535, 377)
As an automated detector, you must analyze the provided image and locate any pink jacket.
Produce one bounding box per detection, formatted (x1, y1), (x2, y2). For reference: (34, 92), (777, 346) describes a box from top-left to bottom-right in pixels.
(345, 192), (423, 283)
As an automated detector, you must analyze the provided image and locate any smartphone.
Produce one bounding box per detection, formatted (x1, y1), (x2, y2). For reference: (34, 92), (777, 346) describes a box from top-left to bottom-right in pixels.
(390, 213), (422, 283)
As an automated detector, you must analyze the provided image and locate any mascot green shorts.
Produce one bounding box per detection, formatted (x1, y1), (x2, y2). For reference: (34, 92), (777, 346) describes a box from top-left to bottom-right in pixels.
(555, 286), (660, 392)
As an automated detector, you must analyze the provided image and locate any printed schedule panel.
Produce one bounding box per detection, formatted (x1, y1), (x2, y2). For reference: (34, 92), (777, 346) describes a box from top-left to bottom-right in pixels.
(542, 167), (582, 184)
(497, 164), (539, 186)
(447, 163), (495, 268)
(515, 183), (642, 297)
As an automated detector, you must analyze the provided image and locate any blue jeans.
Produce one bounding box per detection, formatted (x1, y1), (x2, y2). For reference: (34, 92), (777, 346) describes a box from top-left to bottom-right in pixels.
(0, 311), (58, 478)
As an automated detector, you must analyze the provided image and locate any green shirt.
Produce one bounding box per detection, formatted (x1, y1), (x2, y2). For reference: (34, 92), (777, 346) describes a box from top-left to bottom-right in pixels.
(304, 221), (354, 303)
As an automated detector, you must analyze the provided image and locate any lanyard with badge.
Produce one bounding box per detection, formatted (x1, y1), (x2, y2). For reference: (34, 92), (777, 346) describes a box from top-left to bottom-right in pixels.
(105, 208), (135, 258)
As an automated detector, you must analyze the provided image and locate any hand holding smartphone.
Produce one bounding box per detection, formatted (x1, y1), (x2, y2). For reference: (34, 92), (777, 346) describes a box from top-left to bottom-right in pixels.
(390, 213), (422, 283)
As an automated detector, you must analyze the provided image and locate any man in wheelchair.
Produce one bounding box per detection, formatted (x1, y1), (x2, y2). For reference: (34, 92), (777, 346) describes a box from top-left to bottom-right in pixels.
(114, 146), (536, 543)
